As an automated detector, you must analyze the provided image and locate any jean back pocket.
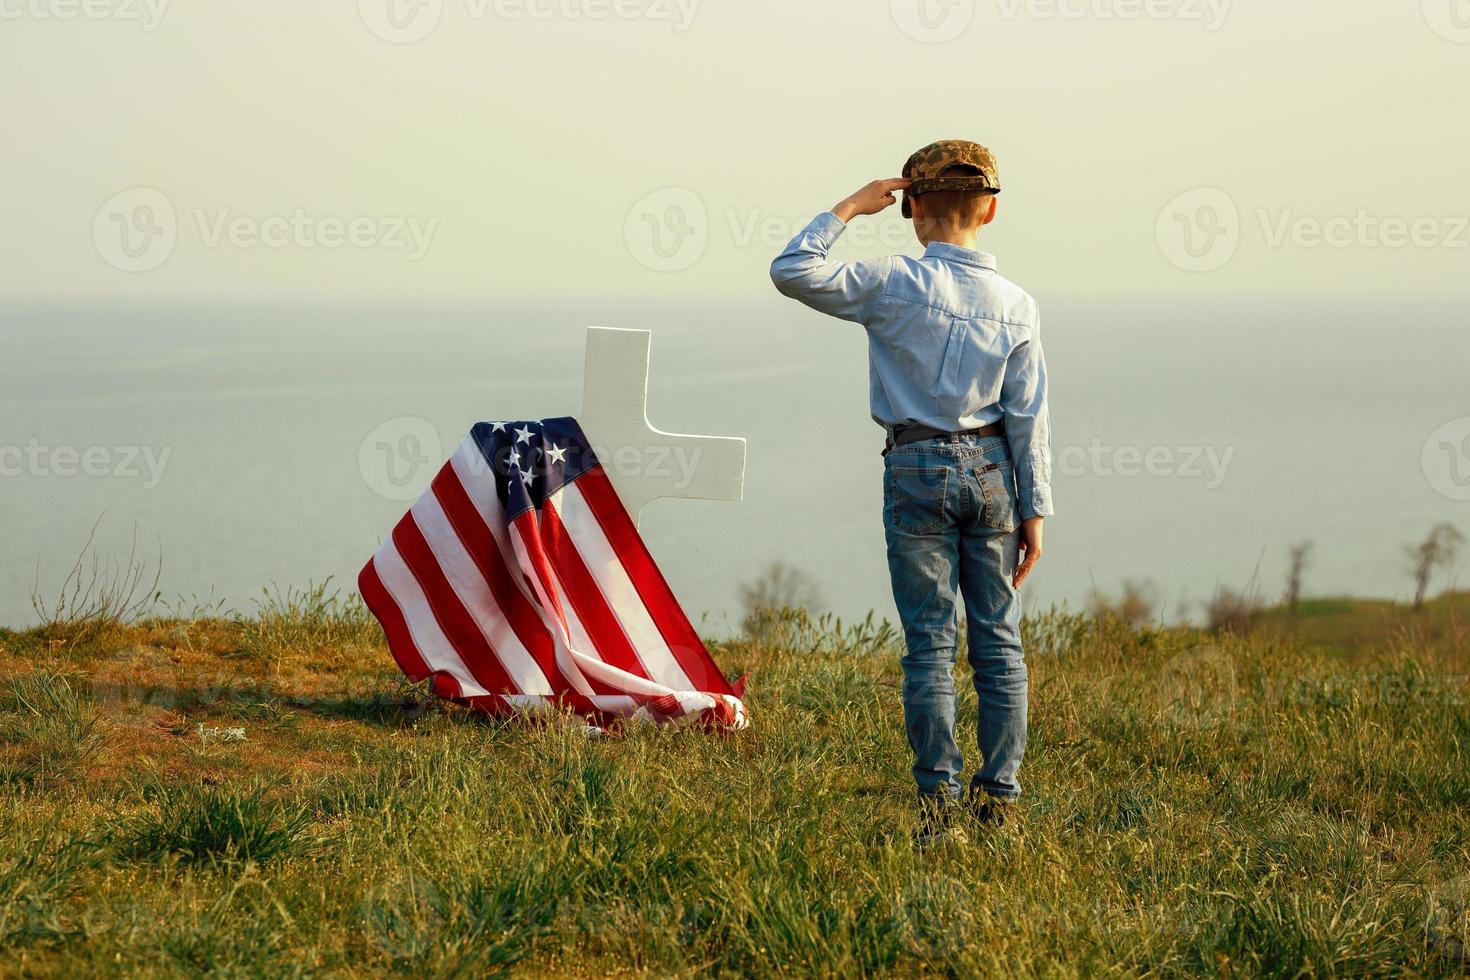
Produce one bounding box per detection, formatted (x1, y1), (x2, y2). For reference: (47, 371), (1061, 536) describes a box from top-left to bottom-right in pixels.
(886, 466), (950, 535)
(979, 462), (1020, 533)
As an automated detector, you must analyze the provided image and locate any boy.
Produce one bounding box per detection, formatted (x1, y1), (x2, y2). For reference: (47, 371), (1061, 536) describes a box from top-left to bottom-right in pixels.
(769, 140), (1052, 848)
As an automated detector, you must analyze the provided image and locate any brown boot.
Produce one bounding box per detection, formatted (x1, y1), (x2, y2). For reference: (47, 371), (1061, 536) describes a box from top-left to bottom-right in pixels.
(913, 800), (970, 852)
(966, 790), (1015, 831)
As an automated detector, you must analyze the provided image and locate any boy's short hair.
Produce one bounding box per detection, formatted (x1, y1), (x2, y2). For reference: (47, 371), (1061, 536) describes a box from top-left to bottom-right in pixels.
(913, 165), (996, 231)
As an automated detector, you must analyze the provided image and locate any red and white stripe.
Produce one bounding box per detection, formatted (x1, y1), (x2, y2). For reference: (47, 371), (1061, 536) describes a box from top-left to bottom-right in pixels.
(360, 435), (747, 729)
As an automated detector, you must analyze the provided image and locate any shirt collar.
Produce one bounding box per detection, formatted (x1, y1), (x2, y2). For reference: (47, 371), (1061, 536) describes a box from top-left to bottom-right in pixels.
(923, 241), (997, 271)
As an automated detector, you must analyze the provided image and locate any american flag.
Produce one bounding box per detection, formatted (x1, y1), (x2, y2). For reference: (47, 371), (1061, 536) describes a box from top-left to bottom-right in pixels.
(358, 417), (748, 729)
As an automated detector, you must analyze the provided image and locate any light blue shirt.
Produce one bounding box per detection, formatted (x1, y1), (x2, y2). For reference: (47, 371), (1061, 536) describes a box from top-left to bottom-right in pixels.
(770, 211), (1053, 519)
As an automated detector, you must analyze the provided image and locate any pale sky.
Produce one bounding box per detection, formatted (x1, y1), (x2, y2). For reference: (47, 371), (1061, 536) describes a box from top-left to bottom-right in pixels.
(2, 0), (1467, 304)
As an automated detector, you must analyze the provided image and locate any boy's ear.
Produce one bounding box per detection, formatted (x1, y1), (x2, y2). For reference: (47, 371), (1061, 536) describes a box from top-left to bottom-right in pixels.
(981, 195), (999, 226)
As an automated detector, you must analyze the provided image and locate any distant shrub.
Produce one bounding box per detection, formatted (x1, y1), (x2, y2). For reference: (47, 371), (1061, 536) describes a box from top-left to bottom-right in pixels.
(738, 562), (822, 645)
(1207, 588), (1262, 636)
(1091, 580), (1156, 626)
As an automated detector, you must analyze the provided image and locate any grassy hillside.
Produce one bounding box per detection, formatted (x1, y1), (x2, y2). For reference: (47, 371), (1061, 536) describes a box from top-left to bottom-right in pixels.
(0, 590), (1467, 977)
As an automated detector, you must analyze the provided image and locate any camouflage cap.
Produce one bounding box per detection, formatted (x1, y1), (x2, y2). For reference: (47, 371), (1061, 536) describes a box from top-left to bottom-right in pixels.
(901, 139), (1001, 218)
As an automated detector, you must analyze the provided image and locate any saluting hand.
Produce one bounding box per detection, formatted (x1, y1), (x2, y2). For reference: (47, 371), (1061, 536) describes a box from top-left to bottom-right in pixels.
(832, 179), (912, 222)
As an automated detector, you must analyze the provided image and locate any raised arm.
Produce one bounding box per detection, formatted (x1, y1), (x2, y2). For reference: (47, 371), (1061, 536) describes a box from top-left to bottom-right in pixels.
(769, 179), (910, 324)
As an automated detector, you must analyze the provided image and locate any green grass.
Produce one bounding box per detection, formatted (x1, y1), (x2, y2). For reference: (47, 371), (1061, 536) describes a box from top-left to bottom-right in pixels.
(0, 595), (1465, 976)
(120, 782), (317, 866)
(0, 669), (108, 788)
(0, 837), (100, 947)
(239, 579), (382, 665)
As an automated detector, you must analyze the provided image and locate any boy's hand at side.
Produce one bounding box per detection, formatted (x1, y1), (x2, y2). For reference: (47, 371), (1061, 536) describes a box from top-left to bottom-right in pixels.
(832, 179), (911, 222)
(1014, 518), (1044, 588)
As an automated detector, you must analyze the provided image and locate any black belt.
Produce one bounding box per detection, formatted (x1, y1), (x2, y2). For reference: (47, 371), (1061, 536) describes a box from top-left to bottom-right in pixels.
(887, 420), (1004, 450)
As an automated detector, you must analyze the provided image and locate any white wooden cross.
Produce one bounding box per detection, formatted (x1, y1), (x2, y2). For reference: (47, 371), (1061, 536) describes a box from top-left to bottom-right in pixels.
(578, 326), (746, 525)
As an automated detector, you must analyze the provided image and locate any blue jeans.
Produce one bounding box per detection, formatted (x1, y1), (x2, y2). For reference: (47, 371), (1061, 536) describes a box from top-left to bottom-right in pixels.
(882, 435), (1028, 803)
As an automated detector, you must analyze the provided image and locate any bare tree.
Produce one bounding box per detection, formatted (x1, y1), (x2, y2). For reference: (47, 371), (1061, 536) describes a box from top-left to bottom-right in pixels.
(1407, 524), (1465, 611)
(1284, 541), (1313, 613)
